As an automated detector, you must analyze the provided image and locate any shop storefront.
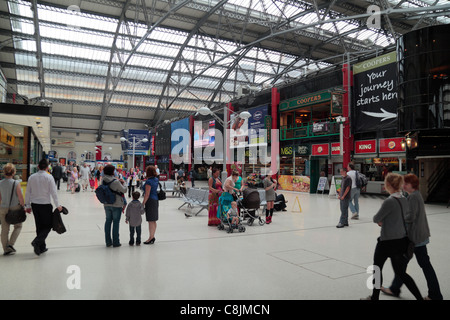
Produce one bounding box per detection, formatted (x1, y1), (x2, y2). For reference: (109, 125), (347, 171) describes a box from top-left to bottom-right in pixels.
(277, 89), (343, 193)
(352, 137), (406, 194)
(278, 143), (311, 192)
(0, 122), (43, 181)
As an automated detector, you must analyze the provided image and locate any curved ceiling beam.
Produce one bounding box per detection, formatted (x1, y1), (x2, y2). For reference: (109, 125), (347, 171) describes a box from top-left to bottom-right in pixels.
(151, 0), (228, 127)
(97, 0), (192, 141)
(153, 3), (450, 121)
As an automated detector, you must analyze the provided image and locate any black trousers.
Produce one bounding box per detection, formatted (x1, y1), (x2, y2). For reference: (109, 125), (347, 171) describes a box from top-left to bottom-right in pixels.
(371, 237), (422, 300)
(128, 185), (135, 197)
(54, 177), (61, 190)
(32, 203), (53, 251)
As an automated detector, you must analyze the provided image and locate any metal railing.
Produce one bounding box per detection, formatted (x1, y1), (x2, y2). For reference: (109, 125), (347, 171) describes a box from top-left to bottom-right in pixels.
(280, 119), (340, 141)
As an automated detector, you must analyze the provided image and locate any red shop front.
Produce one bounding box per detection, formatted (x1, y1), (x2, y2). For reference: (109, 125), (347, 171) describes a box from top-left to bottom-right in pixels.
(352, 138), (406, 194)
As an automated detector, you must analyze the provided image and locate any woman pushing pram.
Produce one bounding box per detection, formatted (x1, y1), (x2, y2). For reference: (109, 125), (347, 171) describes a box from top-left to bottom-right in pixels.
(217, 171), (246, 233)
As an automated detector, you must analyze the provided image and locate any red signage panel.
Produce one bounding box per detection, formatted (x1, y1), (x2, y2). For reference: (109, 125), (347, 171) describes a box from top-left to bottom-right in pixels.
(379, 138), (405, 153)
(312, 143), (329, 156)
(355, 139), (376, 154)
(331, 142), (341, 155)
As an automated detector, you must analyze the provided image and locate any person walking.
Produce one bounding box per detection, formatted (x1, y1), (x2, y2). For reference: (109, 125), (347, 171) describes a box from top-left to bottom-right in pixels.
(381, 173), (443, 300)
(336, 168), (352, 228)
(102, 164), (127, 248)
(127, 168), (137, 198)
(143, 165), (159, 245)
(362, 173), (423, 300)
(125, 191), (145, 246)
(25, 159), (62, 256)
(69, 167), (79, 194)
(263, 175), (277, 224)
(0, 163), (25, 255)
(79, 163), (90, 192)
(51, 162), (63, 190)
(189, 168), (195, 188)
(347, 163), (360, 220)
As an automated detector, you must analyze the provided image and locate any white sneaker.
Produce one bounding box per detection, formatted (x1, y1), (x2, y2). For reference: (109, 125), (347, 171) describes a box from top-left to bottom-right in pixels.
(351, 213), (359, 220)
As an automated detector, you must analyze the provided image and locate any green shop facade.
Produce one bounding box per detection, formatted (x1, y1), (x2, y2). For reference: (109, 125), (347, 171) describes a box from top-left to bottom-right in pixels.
(278, 89), (344, 193)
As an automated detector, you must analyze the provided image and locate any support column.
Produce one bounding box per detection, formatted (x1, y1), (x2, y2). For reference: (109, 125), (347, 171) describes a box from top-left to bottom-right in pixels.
(226, 102), (233, 177)
(342, 63), (353, 169)
(271, 87), (280, 178)
(188, 115), (193, 176)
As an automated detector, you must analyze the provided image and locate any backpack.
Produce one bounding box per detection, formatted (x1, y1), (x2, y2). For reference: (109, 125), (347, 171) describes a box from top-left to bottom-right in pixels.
(95, 179), (117, 204)
(356, 171), (368, 188)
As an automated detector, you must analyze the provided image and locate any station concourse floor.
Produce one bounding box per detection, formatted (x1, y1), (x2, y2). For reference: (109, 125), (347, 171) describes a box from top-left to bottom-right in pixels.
(0, 180), (449, 301)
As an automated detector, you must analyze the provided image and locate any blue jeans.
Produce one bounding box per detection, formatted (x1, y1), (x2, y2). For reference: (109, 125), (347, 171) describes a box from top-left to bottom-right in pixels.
(104, 206), (122, 247)
(349, 188), (360, 215)
(339, 198), (350, 225)
(389, 244), (443, 300)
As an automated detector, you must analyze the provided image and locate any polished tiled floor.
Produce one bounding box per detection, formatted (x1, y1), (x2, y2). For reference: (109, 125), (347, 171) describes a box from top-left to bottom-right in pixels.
(0, 181), (449, 300)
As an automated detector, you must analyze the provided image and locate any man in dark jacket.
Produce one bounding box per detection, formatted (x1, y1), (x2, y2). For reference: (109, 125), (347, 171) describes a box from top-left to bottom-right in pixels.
(52, 162), (63, 190)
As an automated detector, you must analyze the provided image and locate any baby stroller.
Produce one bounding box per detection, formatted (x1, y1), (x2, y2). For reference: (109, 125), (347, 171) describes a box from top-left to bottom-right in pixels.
(217, 192), (246, 233)
(237, 188), (264, 226)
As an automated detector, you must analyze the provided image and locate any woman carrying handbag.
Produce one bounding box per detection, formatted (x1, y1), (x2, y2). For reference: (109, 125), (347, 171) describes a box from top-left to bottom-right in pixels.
(362, 173), (423, 300)
(0, 163), (25, 255)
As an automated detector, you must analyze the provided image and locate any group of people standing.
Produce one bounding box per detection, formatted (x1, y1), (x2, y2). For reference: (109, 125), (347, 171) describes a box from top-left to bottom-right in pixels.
(206, 168), (280, 226)
(0, 160), (161, 255)
(101, 165), (159, 248)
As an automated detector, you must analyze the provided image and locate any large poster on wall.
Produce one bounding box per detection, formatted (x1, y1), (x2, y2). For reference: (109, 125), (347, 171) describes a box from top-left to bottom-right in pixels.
(353, 51), (398, 133)
(230, 105), (269, 149)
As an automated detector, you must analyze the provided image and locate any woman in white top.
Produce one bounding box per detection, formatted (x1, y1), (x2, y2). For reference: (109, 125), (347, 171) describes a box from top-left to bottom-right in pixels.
(0, 163), (25, 255)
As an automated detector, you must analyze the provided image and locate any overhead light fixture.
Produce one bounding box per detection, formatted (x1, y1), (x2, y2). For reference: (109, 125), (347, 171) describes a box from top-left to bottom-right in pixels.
(197, 106), (212, 116)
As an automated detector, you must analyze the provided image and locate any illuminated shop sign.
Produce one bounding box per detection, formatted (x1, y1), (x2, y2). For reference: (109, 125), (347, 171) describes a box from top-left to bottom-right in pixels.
(355, 140), (377, 154)
(279, 91), (331, 112)
(311, 143), (329, 156)
(331, 142), (341, 155)
(379, 138), (405, 153)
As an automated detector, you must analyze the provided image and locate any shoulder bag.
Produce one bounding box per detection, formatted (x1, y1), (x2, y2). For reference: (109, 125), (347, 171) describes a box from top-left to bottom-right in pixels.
(393, 197), (415, 260)
(5, 181), (26, 225)
(157, 182), (166, 201)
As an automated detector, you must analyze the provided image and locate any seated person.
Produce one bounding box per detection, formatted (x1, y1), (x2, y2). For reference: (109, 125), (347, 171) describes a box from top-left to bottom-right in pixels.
(274, 193), (288, 211)
(227, 201), (239, 226)
(177, 176), (187, 195)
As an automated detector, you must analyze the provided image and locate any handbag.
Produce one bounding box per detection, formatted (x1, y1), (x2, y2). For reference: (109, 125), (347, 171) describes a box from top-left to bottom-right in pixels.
(157, 182), (166, 201)
(5, 181), (26, 225)
(393, 197), (415, 260)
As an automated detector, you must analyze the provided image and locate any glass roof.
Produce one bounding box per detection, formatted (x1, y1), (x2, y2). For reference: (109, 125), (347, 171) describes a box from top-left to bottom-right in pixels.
(5, 0), (449, 116)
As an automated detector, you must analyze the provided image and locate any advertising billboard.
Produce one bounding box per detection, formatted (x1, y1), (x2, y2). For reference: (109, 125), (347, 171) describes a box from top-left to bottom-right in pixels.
(230, 105), (268, 149)
(193, 120), (215, 148)
(353, 51), (398, 133)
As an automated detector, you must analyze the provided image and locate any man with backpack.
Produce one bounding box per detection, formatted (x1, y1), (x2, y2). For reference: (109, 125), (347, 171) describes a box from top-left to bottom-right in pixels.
(347, 163), (361, 220)
(97, 164), (127, 247)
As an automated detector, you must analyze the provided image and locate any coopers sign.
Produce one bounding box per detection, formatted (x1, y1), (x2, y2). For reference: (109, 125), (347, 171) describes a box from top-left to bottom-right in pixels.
(280, 91), (331, 112)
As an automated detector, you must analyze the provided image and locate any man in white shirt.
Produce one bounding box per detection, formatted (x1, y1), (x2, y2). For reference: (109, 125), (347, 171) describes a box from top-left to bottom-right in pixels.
(346, 163), (360, 220)
(25, 159), (62, 256)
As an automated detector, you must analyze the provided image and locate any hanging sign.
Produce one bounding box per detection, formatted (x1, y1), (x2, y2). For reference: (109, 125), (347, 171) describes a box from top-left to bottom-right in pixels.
(353, 51), (398, 133)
